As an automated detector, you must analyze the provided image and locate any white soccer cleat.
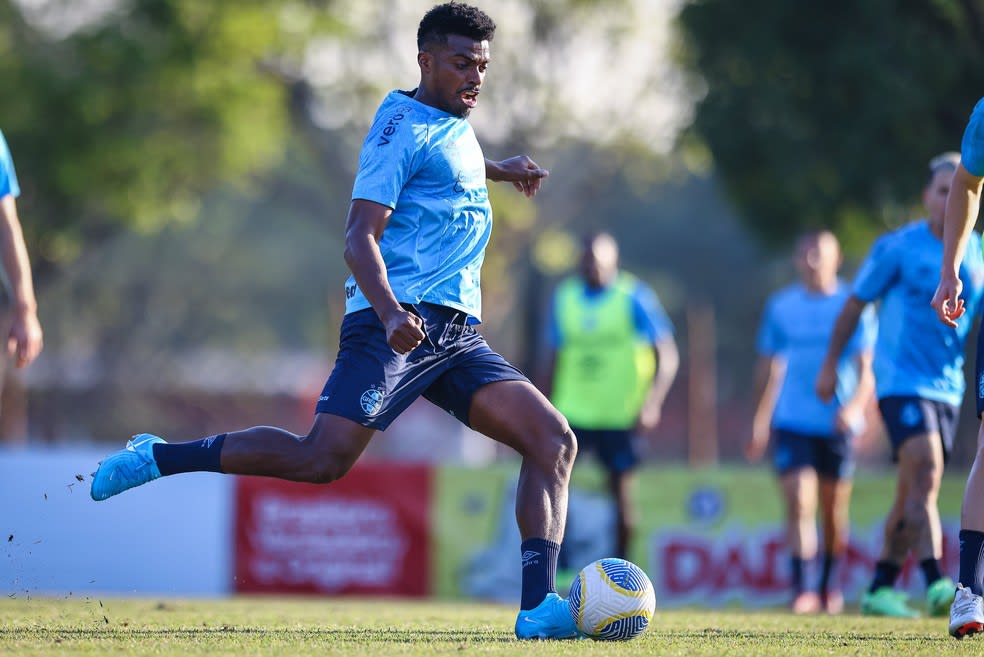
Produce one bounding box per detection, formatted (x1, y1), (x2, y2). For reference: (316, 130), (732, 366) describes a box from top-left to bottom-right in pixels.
(949, 584), (984, 639)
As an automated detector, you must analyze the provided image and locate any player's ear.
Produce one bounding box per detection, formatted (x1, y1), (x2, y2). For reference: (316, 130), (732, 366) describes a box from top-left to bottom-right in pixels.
(417, 50), (433, 74)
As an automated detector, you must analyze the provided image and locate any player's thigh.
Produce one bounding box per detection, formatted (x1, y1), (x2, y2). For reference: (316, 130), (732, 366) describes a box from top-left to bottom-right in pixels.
(779, 467), (817, 515)
(305, 412), (377, 474)
(896, 431), (945, 495)
(469, 379), (572, 457)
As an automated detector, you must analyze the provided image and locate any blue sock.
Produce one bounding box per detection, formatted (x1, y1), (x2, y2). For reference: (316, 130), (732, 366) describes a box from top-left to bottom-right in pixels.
(869, 560), (901, 593)
(520, 538), (560, 610)
(790, 556), (805, 594)
(152, 434), (226, 476)
(818, 553), (837, 595)
(959, 529), (984, 596)
(920, 558), (944, 587)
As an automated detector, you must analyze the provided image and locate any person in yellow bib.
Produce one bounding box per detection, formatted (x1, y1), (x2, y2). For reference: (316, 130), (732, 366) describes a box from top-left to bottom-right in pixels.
(544, 231), (678, 561)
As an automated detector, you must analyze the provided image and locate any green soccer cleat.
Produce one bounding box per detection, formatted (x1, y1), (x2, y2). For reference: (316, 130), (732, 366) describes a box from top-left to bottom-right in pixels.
(927, 577), (957, 617)
(90, 434), (166, 501)
(861, 586), (920, 618)
(515, 592), (581, 640)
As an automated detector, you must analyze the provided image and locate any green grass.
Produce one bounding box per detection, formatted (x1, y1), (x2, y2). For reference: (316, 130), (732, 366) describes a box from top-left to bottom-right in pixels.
(0, 596), (976, 656)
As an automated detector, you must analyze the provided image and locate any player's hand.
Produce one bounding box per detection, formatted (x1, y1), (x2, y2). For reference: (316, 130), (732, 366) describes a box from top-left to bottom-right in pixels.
(815, 364), (837, 403)
(382, 308), (425, 355)
(931, 270), (965, 328)
(834, 402), (863, 437)
(7, 307), (42, 369)
(493, 156), (549, 197)
(635, 400), (662, 433)
(745, 420), (769, 463)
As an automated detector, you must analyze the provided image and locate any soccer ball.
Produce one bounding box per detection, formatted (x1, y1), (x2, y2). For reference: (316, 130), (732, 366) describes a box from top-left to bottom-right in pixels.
(568, 557), (656, 640)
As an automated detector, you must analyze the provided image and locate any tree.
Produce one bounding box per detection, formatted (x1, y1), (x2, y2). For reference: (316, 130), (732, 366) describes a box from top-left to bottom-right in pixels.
(676, 0), (984, 252)
(0, 0), (343, 274)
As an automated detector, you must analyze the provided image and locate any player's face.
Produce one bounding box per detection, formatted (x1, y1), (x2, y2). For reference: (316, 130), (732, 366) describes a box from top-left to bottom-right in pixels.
(795, 233), (840, 287)
(581, 238), (619, 288)
(923, 167), (954, 223)
(419, 34), (490, 118)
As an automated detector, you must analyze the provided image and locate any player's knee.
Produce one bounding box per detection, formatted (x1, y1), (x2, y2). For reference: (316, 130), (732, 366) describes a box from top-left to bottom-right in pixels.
(303, 459), (354, 485)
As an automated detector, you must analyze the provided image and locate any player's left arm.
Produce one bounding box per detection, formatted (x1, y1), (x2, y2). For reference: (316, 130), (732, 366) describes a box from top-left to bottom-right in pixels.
(835, 348), (875, 436)
(637, 336), (679, 432)
(633, 285), (679, 431)
(932, 163), (984, 326)
(485, 156), (549, 198)
(0, 195), (41, 368)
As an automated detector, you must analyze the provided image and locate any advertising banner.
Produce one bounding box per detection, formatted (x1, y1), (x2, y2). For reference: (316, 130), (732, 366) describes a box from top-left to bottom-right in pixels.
(434, 464), (964, 607)
(234, 462), (431, 596)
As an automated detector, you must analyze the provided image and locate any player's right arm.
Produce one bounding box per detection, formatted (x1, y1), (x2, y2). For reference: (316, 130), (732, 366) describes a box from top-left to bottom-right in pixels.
(932, 163), (984, 326)
(815, 296), (866, 402)
(747, 354), (783, 463)
(343, 199), (424, 354)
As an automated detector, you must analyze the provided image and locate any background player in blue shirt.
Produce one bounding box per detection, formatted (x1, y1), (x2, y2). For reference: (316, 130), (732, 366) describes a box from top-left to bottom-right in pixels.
(90, 3), (582, 640)
(0, 130), (43, 377)
(748, 230), (876, 615)
(932, 96), (984, 638)
(819, 152), (984, 619)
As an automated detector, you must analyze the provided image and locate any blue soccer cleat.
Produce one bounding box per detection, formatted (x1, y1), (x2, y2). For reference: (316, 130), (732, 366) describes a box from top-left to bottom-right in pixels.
(515, 592), (581, 640)
(90, 434), (166, 501)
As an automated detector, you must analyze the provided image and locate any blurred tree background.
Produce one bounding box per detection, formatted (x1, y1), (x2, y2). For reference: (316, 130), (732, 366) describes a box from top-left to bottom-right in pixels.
(0, 0), (980, 465)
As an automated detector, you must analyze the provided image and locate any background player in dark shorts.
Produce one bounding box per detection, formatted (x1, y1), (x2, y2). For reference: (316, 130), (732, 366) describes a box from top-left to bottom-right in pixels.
(748, 231), (875, 615)
(821, 152), (984, 619)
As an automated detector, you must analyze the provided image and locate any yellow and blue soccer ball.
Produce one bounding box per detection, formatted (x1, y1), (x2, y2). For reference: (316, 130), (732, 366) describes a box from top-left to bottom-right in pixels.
(568, 557), (656, 640)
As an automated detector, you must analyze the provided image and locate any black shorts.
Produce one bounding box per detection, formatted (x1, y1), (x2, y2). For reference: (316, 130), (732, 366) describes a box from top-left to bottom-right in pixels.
(878, 395), (958, 462)
(771, 429), (854, 480)
(315, 303), (529, 430)
(571, 427), (638, 475)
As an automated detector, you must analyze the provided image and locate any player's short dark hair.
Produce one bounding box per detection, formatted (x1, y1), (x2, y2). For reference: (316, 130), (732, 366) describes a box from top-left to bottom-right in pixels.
(927, 151), (960, 185)
(417, 2), (496, 51)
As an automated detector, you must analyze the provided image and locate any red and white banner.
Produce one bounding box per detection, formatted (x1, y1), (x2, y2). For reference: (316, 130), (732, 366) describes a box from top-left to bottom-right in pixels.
(234, 462), (431, 596)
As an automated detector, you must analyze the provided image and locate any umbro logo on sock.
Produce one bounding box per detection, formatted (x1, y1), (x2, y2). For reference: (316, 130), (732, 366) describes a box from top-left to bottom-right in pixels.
(522, 550), (541, 567)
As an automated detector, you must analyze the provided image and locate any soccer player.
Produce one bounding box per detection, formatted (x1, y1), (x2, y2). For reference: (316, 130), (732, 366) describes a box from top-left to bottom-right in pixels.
(817, 152), (984, 618)
(90, 3), (581, 640)
(545, 231), (678, 562)
(0, 130), (43, 384)
(747, 230), (876, 615)
(931, 96), (984, 638)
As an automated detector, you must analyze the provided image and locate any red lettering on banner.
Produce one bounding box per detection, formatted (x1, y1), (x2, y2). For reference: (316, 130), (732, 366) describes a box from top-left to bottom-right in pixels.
(234, 462), (431, 596)
(655, 525), (960, 607)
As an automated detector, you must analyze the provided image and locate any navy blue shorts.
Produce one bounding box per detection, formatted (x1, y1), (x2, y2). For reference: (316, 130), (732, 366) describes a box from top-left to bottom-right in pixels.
(571, 427), (638, 475)
(878, 396), (957, 462)
(771, 429), (854, 480)
(315, 303), (530, 430)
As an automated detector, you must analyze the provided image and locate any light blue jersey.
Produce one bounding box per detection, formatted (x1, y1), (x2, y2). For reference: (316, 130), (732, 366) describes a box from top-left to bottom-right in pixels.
(757, 282), (877, 436)
(961, 97), (984, 177)
(0, 130), (20, 199)
(853, 220), (984, 406)
(345, 90), (491, 321)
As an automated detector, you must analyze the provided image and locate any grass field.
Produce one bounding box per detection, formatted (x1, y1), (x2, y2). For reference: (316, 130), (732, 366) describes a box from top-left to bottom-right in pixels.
(0, 596), (978, 657)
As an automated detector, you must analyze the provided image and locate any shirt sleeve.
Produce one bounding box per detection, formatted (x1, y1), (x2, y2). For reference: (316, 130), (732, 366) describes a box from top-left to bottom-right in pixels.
(351, 109), (425, 208)
(755, 296), (782, 357)
(631, 283), (673, 343)
(851, 303), (878, 353)
(852, 234), (900, 302)
(962, 97), (984, 177)
(0, 130), (20, 199)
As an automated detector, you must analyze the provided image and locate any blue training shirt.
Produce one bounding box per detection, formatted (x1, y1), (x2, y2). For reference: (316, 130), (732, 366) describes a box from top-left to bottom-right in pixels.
(546, 276), (674, 349)
(345, 90), (492, 321)
(853, 220), (984, 406)
(757, 281), (877, 436)
(962, 97), (984, 177)
(0, 130), (20, 199)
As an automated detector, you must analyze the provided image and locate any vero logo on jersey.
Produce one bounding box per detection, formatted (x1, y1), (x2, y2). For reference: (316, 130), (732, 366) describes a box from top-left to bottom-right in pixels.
(377, 112), (407, 146)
